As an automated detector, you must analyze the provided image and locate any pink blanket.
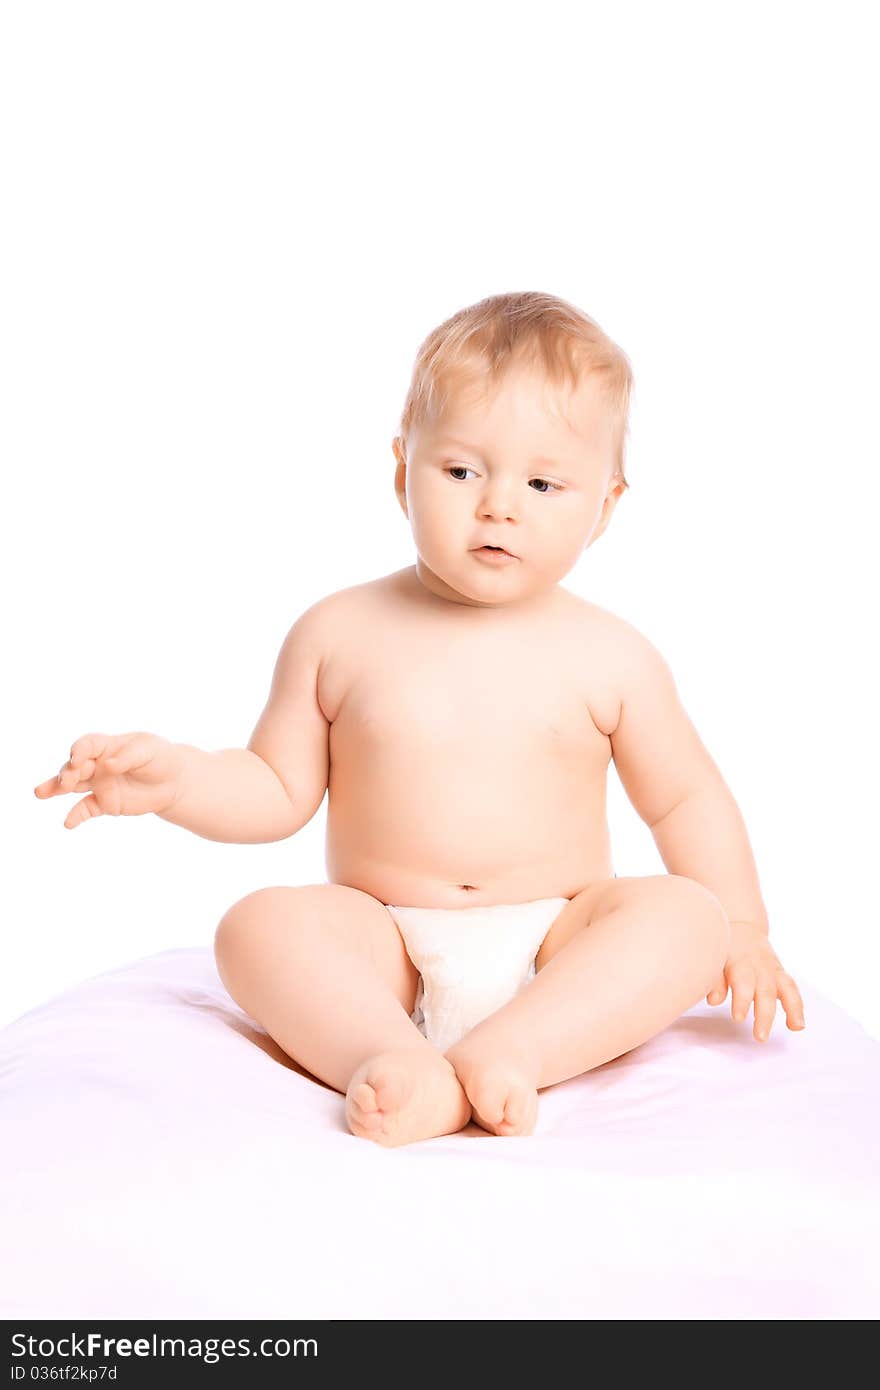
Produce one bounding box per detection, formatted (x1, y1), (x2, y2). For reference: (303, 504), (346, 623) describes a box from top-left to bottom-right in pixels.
(1, 947), (878, 1319)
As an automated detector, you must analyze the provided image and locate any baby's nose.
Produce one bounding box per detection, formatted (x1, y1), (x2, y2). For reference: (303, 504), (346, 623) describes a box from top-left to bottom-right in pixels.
(478, 491), (519, 522)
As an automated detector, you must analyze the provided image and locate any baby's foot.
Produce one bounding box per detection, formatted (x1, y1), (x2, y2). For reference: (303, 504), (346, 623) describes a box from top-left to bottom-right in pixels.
(444, 1042), (539, 1137)
(345, 1048), (473, 1148)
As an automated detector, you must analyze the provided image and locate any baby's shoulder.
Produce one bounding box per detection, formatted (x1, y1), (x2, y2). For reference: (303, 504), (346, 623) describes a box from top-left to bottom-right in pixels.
(285, 576), (392, 652)
(560, 588), (646, 651)
(561, 593), (672, 731)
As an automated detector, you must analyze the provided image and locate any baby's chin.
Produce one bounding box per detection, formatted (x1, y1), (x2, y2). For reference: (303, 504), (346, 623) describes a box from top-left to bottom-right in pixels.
(415, 554), (557, 609)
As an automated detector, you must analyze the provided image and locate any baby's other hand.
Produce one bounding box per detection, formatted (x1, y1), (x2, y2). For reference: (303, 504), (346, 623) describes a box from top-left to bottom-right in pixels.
(705, 922), (806, 1042)
(33, 732), (184, 829)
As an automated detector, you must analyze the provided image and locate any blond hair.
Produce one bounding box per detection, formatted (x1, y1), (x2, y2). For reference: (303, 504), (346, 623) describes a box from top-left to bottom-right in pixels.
(397, 290), (634, 488)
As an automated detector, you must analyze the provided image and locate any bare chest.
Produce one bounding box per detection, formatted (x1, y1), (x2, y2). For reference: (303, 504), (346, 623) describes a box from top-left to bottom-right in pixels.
(321, 589), (617, 782)
(317, 579), (619, 904)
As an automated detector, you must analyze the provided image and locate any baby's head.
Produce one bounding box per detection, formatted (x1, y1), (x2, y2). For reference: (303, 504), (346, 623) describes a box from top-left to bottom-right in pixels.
(393, 290), (633, 608)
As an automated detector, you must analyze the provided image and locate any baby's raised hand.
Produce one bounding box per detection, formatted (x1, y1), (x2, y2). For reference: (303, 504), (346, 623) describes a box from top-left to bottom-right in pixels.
(33, 732), (184, 829)
(705, 922), (806, 1042)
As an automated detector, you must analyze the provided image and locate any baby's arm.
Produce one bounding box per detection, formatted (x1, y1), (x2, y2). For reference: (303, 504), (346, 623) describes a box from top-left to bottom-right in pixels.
(36, 606), (330, 844)
(609, 623), (769, 932)
(160, 604), (330, 843)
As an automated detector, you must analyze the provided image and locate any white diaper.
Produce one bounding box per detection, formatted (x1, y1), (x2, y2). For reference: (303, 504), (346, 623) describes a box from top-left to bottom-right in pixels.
(385, 897), (570, 1053)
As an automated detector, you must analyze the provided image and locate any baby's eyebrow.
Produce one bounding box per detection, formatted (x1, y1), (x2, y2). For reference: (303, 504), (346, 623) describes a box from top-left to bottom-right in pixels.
(434, 437), (564, 471)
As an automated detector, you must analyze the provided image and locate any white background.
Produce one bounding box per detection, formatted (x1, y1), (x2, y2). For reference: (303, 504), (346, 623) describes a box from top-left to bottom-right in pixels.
(4, 1), (878, 1040)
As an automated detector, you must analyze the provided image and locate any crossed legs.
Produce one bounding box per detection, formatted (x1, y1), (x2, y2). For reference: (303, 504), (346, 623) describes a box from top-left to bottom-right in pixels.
(214, 875), (729, 1146)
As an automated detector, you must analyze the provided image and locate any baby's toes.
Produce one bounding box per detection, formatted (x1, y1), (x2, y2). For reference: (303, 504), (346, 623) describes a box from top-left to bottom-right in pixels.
(496, 1082), (537, 1135)
(347, 1080), (385, 1131)
(345, 1050), (471, 1147)
(346, 1063), (410, 1139)
(465, 1062), (537, 1138)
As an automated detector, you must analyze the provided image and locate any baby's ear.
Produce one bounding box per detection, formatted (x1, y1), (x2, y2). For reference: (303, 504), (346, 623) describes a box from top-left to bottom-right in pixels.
(392, 439), (409, 517)
(590, 485), (625, 545)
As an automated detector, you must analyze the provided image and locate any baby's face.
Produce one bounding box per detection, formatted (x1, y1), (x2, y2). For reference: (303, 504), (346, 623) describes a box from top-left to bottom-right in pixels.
(394, 363), (625, 608)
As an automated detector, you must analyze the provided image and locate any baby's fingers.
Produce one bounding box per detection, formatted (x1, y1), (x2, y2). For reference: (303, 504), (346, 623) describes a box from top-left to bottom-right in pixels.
(34, 773), (63, 798)
(706, 972), (728, 1006)
(729, 964), (756, 1024)
(99, 732), (153, 777)
(34, 733), (122, 798)
(34, 759), (93, 798)
(753, 980), (778, 1041)
(63, 794), (103, 830)
(779, 973), (806, 1031)
(69, 732), (127, 773)
(58, 757), (97, 792)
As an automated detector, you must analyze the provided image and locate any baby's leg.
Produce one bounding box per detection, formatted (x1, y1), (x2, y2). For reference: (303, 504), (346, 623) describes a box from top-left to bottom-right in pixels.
(446, 874), (730, 1136)
(214, 884), (472, 1146)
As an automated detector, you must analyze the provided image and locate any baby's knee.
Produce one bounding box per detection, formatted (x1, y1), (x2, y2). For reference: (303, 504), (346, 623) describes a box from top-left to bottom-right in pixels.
(214, 883), (347, 968)
(666, 874), (731, 963)
(214, 885), (288, 963)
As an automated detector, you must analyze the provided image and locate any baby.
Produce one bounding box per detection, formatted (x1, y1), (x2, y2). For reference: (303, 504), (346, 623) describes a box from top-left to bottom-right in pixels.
(35, 290), (805, 1148)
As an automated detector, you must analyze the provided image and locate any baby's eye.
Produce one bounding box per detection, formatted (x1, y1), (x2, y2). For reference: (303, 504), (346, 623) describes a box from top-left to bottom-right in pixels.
(444, 465), (562, 493)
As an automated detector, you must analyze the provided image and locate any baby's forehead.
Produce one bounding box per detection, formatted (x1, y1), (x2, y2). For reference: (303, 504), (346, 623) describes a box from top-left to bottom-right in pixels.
(428, 367), (608, 450)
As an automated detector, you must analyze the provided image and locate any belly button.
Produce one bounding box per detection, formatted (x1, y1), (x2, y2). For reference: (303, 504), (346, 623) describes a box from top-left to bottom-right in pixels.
(457, 884), (477, 892)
